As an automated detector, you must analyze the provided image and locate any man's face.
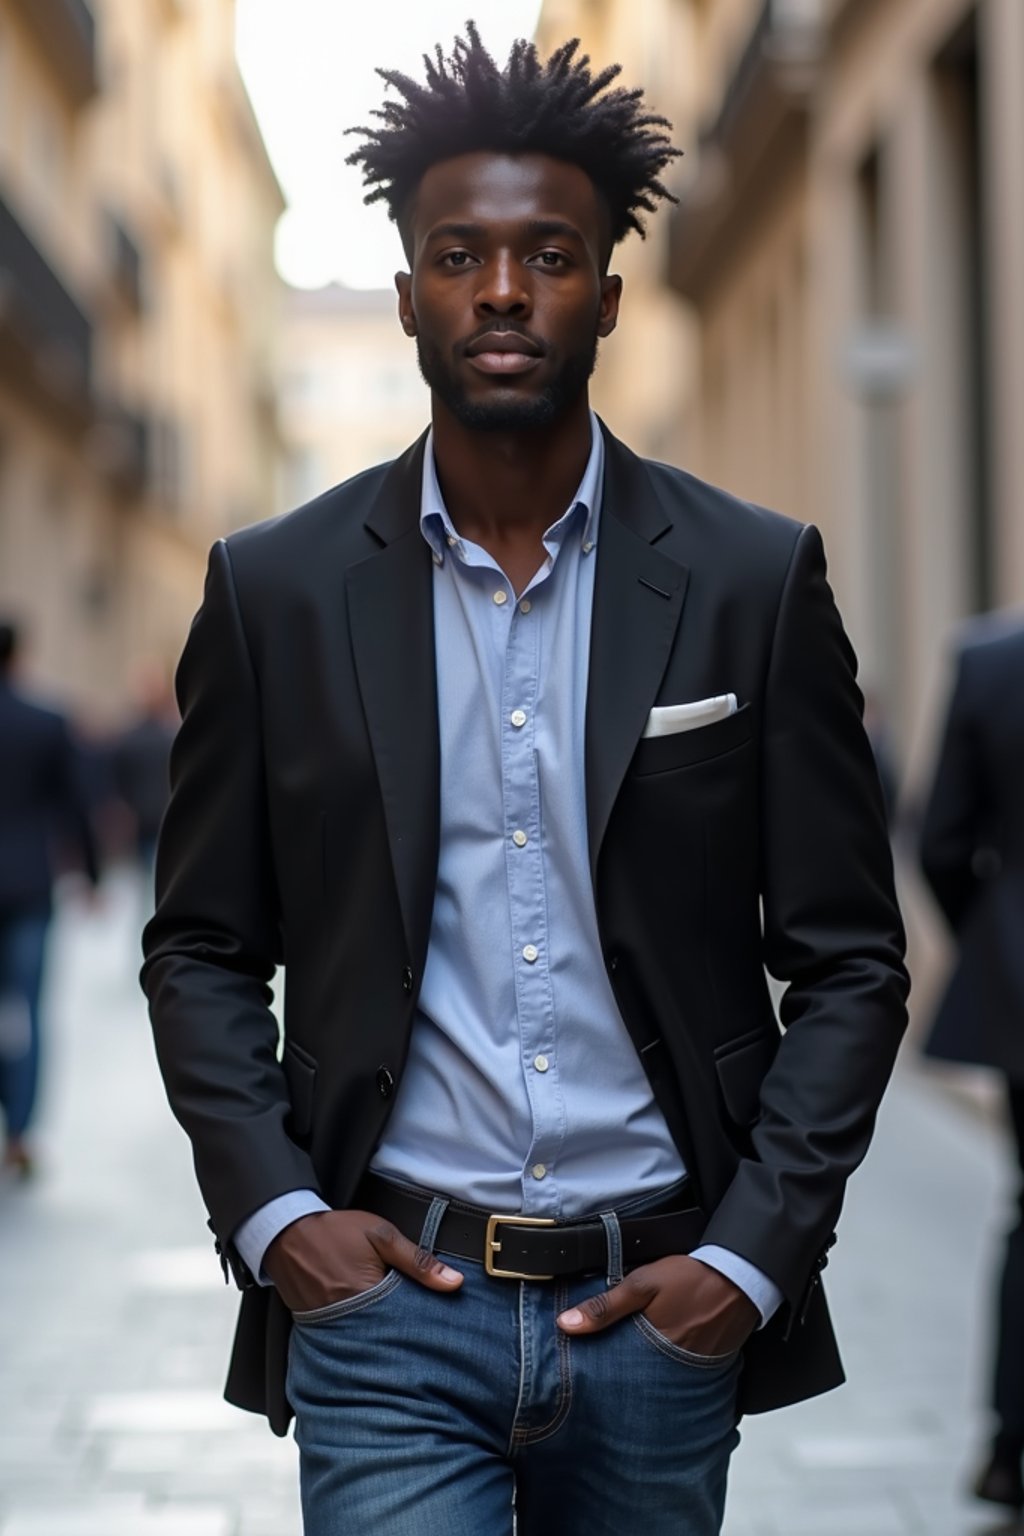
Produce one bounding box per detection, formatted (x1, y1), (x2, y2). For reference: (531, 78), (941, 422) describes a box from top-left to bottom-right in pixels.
(395, 153), (621, 431)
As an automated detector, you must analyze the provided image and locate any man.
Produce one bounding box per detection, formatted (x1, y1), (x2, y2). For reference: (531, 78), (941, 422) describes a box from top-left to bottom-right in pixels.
(0, 620), (98, 1175)
(143, 28), (909, 1534)
(920, 617), (1024, 1513)
(111, 661), (177, 878)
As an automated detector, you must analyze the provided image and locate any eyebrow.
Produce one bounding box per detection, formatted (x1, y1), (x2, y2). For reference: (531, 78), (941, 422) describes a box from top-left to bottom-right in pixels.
(424, 218), (586, 245)
(424, 222), (488, 243)
(524, 219), (585, 243)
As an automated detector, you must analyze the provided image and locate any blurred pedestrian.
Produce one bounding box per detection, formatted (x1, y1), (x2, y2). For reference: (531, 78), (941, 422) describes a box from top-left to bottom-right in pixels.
(920, 616), (1024, 1513)
(111, 661), (177, 880)
(143, 27), (908, 1535)
(0, 620), (99, 1176)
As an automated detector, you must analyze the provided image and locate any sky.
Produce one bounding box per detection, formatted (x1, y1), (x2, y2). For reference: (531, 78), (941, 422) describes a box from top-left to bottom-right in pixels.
(235, 1), (544, 292)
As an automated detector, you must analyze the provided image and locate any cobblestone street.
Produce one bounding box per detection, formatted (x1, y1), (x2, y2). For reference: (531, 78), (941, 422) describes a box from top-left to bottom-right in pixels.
(0, 878), (1020, 1536)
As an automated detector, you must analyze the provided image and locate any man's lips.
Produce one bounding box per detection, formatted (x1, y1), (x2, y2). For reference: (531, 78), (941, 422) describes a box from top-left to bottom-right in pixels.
(465, 332), (543, 357)
(464, 332), (544, 375)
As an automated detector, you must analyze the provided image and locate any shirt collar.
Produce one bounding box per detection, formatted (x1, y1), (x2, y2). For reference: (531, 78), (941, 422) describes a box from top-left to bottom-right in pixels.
(419, 412), (604, 566)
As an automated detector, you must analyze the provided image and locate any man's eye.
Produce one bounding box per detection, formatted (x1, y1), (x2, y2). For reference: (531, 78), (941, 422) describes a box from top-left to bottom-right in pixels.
(533, 251), (568, 268)
(442, 251), (473, 267)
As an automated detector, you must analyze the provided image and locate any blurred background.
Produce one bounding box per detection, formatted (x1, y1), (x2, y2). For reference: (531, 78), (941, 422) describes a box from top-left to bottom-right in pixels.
(0, 1), (1022, 1533)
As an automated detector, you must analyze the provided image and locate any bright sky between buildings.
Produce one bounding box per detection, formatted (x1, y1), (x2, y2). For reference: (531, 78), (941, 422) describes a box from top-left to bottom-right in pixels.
(236, 1), (544, 291)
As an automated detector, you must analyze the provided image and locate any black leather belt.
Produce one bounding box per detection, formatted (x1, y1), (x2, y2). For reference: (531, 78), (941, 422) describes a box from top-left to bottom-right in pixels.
(356, 1173), (706, 1281)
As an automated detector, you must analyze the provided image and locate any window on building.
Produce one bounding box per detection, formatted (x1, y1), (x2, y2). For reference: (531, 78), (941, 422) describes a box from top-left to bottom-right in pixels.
(932, 12), (992, 614)
(856, 147), (886, 318)
(853, 137), (907, 728)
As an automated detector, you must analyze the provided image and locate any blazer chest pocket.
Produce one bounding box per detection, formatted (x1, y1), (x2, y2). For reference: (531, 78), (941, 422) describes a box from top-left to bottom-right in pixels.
(281, 1036), (317, 1144)
(631, 703), (753, 777)
(713, 1027), (779, 1127)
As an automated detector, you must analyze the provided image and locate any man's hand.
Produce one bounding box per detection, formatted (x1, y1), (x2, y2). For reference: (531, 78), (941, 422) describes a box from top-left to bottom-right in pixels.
(556, 1254), (758, 1356)
(263, 1210), (463, 1313)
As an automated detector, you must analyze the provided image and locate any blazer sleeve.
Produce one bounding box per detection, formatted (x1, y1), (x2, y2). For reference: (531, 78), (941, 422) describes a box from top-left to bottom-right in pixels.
(700, 524), (910, 1313)
(919, 647), (987, 932)
(141, 539), (321, 1261)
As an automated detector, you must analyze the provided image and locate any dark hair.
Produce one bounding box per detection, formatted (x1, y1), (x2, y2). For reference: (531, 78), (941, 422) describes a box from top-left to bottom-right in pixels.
(346, 23), (680, 260)
(0, 620), (18, 672)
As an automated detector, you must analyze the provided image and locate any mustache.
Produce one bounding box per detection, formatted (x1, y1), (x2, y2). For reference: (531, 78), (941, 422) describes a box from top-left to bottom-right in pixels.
(456, 323), (549, 358)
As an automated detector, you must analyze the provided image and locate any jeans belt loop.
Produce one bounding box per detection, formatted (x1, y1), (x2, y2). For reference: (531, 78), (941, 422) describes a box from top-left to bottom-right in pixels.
(418, 1195), (450, 1255)
(600, 1210), (624, 1286)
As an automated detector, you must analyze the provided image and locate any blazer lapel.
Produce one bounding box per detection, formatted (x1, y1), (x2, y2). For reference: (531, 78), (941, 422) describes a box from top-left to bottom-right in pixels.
(346, 424), (689, 937)
(347, 434), (440, 967)
(586, 428), (690, 880)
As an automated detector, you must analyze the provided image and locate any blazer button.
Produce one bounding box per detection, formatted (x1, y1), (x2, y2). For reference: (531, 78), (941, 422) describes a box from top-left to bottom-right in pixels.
(401, 966), (414, 994)
(376, 1066), (395, 1099)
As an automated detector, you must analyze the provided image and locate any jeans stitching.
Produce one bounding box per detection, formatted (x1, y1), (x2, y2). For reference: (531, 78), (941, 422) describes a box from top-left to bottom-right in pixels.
(631, 1312), (740, 1369)
(290, 1268), (403, 1324)
(511, 1278), (574, 1448)
(507, 1282), (531, 1456)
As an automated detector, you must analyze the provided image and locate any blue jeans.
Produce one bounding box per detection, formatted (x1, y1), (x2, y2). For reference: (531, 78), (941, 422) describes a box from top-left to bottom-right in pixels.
(287, 1192), (741, 1534)
(0, 911), (49, 1139)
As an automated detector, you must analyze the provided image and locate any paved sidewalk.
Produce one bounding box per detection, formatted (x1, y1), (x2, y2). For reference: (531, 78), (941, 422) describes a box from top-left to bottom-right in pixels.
(0, 877), (1020, 1535)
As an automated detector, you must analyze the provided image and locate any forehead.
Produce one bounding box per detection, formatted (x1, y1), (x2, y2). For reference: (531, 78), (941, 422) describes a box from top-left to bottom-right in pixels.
(410, 152), (605, 242)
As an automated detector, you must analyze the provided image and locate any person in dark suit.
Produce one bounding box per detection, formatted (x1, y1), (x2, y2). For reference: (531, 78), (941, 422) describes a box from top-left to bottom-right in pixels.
(142, 28), (909, 1534)
(0, 620), (99, 1175)
(920, 617), (1024, 1512)
(111, 663), (177, 877)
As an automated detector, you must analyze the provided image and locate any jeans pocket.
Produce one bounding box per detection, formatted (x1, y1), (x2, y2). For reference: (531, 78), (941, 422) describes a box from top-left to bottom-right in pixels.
(632, 1313), (741, 1369)
(290, 1268), (403, 1325)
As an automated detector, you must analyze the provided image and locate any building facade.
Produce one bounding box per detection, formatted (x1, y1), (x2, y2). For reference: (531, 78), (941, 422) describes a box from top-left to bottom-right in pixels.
(0, 0), (284, 715)
(536, 0), (1024, 1015)
(278, 284), (429, 514)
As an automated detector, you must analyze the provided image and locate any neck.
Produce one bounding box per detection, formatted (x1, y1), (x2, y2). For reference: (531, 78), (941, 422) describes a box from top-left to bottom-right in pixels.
(430, 395), (594, 544)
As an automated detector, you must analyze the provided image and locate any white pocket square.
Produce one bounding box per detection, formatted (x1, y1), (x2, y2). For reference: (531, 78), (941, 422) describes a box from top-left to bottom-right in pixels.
(642, 693), (738, 739)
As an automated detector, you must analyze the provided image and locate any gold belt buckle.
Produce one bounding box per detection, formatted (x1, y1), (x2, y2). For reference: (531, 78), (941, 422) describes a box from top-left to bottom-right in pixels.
(484, 1214), (557, 1280)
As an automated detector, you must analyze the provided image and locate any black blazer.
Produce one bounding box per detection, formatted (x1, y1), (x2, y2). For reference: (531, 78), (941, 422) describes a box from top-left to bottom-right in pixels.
(920, 619), (1024, 1080)
(0, 679), (98, 913)
(142, 425), (909, 1432)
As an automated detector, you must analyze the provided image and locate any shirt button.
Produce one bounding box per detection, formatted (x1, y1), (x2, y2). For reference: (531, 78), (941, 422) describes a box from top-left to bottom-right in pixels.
(510, 709), (527, 729)
(519, 599), (531, 614)
(534, 1054), (549, 1073)
(446, 534), (457, 547)
(493, 590), (508, 606)
(376, 1066), (395, 1099)
(522, 944), (539, 964)
(582, 540), (594, 554)
(432, 551), (443, 566)
(401, 966), (414, 993)
(531, 1163), (547, 1180)
(512, 830), (527, 848)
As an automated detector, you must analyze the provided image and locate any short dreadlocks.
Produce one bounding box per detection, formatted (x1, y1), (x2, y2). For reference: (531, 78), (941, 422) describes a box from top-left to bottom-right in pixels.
(346, 22), (680, 263)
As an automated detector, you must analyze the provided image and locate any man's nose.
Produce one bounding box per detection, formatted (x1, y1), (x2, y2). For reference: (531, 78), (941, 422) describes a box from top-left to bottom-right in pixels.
(474, 254), (530, 315)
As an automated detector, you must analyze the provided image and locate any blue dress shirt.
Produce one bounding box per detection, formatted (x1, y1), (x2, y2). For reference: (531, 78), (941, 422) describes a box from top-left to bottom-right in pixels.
(235, 417), (782, 1325)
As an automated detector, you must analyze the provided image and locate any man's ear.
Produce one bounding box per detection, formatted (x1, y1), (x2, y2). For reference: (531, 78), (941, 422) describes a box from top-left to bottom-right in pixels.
(395, 272), (417, 337)
(598, 273), (623, 339)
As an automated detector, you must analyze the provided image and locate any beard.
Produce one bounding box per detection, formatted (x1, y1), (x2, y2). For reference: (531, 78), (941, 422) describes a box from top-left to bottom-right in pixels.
(415, 330), (600, 431)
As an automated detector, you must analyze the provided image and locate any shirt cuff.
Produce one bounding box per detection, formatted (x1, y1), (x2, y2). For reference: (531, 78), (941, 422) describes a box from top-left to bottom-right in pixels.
(690, 1244), (784, 1328)
(232, 1189), (331, 1286)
